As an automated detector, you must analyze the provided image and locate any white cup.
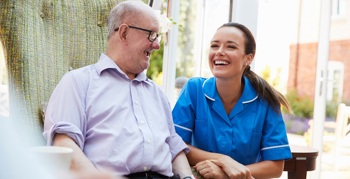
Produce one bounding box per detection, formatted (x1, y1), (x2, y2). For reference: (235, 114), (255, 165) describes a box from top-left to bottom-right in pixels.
(30, 146), (73, 175)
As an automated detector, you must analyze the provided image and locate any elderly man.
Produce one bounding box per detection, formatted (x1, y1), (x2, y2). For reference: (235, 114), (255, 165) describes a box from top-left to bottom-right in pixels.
(43, 1), (194, 178)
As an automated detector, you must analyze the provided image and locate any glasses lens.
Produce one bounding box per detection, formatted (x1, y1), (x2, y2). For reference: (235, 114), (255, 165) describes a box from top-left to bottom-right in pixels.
(149, 32), (158, 42)
(157, 35), (162, 42)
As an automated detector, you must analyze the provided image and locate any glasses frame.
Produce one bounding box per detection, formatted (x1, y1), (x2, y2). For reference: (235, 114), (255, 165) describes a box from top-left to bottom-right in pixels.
(114, 25), (160, 42)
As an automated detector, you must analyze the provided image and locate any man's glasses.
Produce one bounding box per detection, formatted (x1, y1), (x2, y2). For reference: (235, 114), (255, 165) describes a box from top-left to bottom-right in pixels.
(115, 25), (160, 42)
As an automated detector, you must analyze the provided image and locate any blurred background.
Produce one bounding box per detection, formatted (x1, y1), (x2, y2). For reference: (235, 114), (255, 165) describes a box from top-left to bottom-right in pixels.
(1, 0), (349, 178)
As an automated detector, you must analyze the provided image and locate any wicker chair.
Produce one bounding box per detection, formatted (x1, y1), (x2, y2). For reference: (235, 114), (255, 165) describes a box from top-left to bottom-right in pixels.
(0, 0), (120, 144)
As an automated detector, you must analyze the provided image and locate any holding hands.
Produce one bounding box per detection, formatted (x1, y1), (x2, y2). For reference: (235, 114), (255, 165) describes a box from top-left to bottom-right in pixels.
(195, 156), (254, 179)
(194, 160), (228, 179)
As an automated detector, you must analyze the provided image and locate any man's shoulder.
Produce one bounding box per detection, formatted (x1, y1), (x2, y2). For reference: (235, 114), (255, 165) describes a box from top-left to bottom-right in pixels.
(65, 64), (95, 77)
(60, 64), (96, 86)
(70, 64), (95, 74)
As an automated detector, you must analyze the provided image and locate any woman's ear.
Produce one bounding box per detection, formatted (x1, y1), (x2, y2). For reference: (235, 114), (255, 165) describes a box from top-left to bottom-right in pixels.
(245, 54), (254, 65)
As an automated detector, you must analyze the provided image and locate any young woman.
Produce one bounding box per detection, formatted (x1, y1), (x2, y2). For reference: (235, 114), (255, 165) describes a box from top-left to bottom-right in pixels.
(172, 22), (292, 179)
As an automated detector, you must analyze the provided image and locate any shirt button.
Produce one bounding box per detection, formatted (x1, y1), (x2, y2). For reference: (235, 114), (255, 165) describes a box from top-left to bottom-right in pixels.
(147, 139), (151, 143)
(135, 101), (139, 105)
(143, 166), (148, 171)
(140, 120), (145, 124)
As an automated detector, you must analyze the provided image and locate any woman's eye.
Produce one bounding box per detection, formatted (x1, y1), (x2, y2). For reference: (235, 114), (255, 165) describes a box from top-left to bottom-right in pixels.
(210, 44), (219, 48)
(227, 45), (236, 49)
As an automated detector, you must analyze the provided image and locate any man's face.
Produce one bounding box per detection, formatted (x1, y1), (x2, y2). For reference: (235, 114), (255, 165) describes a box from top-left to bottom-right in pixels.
(122, 15), (161, 79)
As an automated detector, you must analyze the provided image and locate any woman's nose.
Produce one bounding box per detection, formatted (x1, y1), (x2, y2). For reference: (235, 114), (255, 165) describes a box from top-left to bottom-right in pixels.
(216, 47), (225, 56)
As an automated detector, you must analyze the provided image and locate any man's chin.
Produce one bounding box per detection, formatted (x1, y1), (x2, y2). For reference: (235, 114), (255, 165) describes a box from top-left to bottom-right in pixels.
(142, 62), (150, 70)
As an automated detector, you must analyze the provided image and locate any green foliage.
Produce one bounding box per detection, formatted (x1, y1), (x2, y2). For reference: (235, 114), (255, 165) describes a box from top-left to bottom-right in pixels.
(147, 40), (164, 80)
(260, 66), (281, 88)
(284, 89), (314, 118)
(147, 1), (196, 80)
(283, 89), (339, 120)
(326, 100), (339, 119)
(175, 0), (196, 78)
(260, 66), (338, 119)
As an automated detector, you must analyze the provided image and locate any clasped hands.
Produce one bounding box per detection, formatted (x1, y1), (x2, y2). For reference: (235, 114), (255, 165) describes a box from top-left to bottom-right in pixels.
(194, 156), (254, 179)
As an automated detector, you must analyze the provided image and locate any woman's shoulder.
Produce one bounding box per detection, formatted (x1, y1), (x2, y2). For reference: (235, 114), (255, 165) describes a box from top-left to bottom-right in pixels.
(188, 76), (214, 84)
(185, 77), (211, 89)
(188, 77), (207, 83)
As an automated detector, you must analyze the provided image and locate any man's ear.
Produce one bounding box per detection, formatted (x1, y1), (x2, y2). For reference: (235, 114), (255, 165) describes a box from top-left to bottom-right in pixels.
(118, 25), (128, 41)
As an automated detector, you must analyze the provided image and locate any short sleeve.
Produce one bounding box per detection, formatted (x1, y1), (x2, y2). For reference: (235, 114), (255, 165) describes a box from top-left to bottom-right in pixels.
(172, 78), (198, 143)
(260, 106), (292, 161)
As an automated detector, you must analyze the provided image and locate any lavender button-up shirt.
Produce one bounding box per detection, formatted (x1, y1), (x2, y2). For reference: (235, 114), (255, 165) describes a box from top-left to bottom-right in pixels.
(43, 54), (189, 177)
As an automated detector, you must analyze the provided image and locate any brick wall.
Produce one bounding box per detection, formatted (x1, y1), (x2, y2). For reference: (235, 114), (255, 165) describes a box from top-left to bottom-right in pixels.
(288, 40), (350, 102)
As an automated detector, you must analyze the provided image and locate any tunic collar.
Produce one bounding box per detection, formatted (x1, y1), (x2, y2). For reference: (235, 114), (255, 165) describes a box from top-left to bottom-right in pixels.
(202, 76), (258, 104)
(202, 76), (259, 119)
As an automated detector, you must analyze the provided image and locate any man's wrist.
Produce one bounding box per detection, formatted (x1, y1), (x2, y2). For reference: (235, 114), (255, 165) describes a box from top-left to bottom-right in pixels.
(171, 174), (196, 179)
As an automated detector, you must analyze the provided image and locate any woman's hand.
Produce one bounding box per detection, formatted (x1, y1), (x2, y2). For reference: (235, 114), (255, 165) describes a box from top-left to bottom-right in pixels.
(211, 156), (254, 179)
(194, 160), (229, 179)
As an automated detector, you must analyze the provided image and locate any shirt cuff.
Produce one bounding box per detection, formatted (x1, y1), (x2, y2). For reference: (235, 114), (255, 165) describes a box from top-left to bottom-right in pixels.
(43, 121), (85, 149)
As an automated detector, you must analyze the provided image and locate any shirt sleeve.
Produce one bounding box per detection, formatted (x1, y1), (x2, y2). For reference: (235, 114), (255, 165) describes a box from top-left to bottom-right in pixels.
(167, 115), (191, 159)
(260, 106), (292, 161)
(172, 79), (197, 144)
(43, 72), (87, 149)
(157, 91), (190, 160)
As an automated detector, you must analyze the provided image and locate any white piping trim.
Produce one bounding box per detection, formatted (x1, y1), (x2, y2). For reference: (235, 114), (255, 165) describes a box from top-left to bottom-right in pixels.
(202, 78), (209, 88)
(202, 78), (215, 101)
(174, 124), (193, 132)
(261, 144), (289, 151)
(204, 94), (215, 101)
(243, 94), (258, 104)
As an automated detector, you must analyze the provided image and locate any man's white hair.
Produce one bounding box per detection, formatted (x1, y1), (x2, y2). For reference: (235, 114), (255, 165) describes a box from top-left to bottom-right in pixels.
(107, 0), (157, 39)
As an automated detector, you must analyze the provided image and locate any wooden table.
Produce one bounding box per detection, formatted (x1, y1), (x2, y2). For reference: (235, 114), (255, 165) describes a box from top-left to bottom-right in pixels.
(283, 145), (319, 179)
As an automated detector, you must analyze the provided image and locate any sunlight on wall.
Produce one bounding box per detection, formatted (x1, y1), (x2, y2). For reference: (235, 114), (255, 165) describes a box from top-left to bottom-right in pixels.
(0, 41), (9, 117)
(255, 0), (296, 94)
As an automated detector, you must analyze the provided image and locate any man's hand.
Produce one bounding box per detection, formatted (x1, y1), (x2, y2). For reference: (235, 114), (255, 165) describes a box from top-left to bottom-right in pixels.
(194, 160), (229, 179)
(211, 156), (254, 179)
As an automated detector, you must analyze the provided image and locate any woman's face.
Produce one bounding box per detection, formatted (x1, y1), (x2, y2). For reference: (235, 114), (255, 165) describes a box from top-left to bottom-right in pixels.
(208, 26), (251, 80)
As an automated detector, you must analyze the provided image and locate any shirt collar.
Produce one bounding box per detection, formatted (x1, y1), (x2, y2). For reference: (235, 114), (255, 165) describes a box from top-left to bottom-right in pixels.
(95, 53), (151, 84)
(203, 76), (258, 104)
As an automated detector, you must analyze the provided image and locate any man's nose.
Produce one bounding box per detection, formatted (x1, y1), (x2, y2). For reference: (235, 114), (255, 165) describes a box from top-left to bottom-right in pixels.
(152, 39), (161, 50)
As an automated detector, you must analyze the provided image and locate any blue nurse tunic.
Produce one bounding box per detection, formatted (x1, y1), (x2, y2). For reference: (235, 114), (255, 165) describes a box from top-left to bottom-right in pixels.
(172, 76), (292, 165)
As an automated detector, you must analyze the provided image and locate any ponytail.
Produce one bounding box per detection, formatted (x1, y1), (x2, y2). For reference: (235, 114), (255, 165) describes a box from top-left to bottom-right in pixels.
(244, 67), (292, 113)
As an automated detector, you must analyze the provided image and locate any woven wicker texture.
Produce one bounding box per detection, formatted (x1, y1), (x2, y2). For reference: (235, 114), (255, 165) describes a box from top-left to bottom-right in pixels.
(0, 0), (122, 144)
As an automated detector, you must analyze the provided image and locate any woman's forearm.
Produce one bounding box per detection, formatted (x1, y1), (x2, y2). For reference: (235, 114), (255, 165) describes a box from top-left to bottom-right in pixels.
(247, 160), (284, 179)
(185, 144), (224, 166)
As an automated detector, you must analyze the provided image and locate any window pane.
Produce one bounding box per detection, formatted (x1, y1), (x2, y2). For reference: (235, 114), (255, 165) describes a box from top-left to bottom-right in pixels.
(0, 41), (9, 117)
(176, 0), (231, 78)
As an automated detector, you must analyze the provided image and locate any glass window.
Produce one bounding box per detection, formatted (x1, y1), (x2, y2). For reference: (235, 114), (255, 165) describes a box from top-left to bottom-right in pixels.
(0, 41), (9, 117)
(327, 61), (344, 102)
(332, 0), (346, 17)
(176, 0), (231, 79)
